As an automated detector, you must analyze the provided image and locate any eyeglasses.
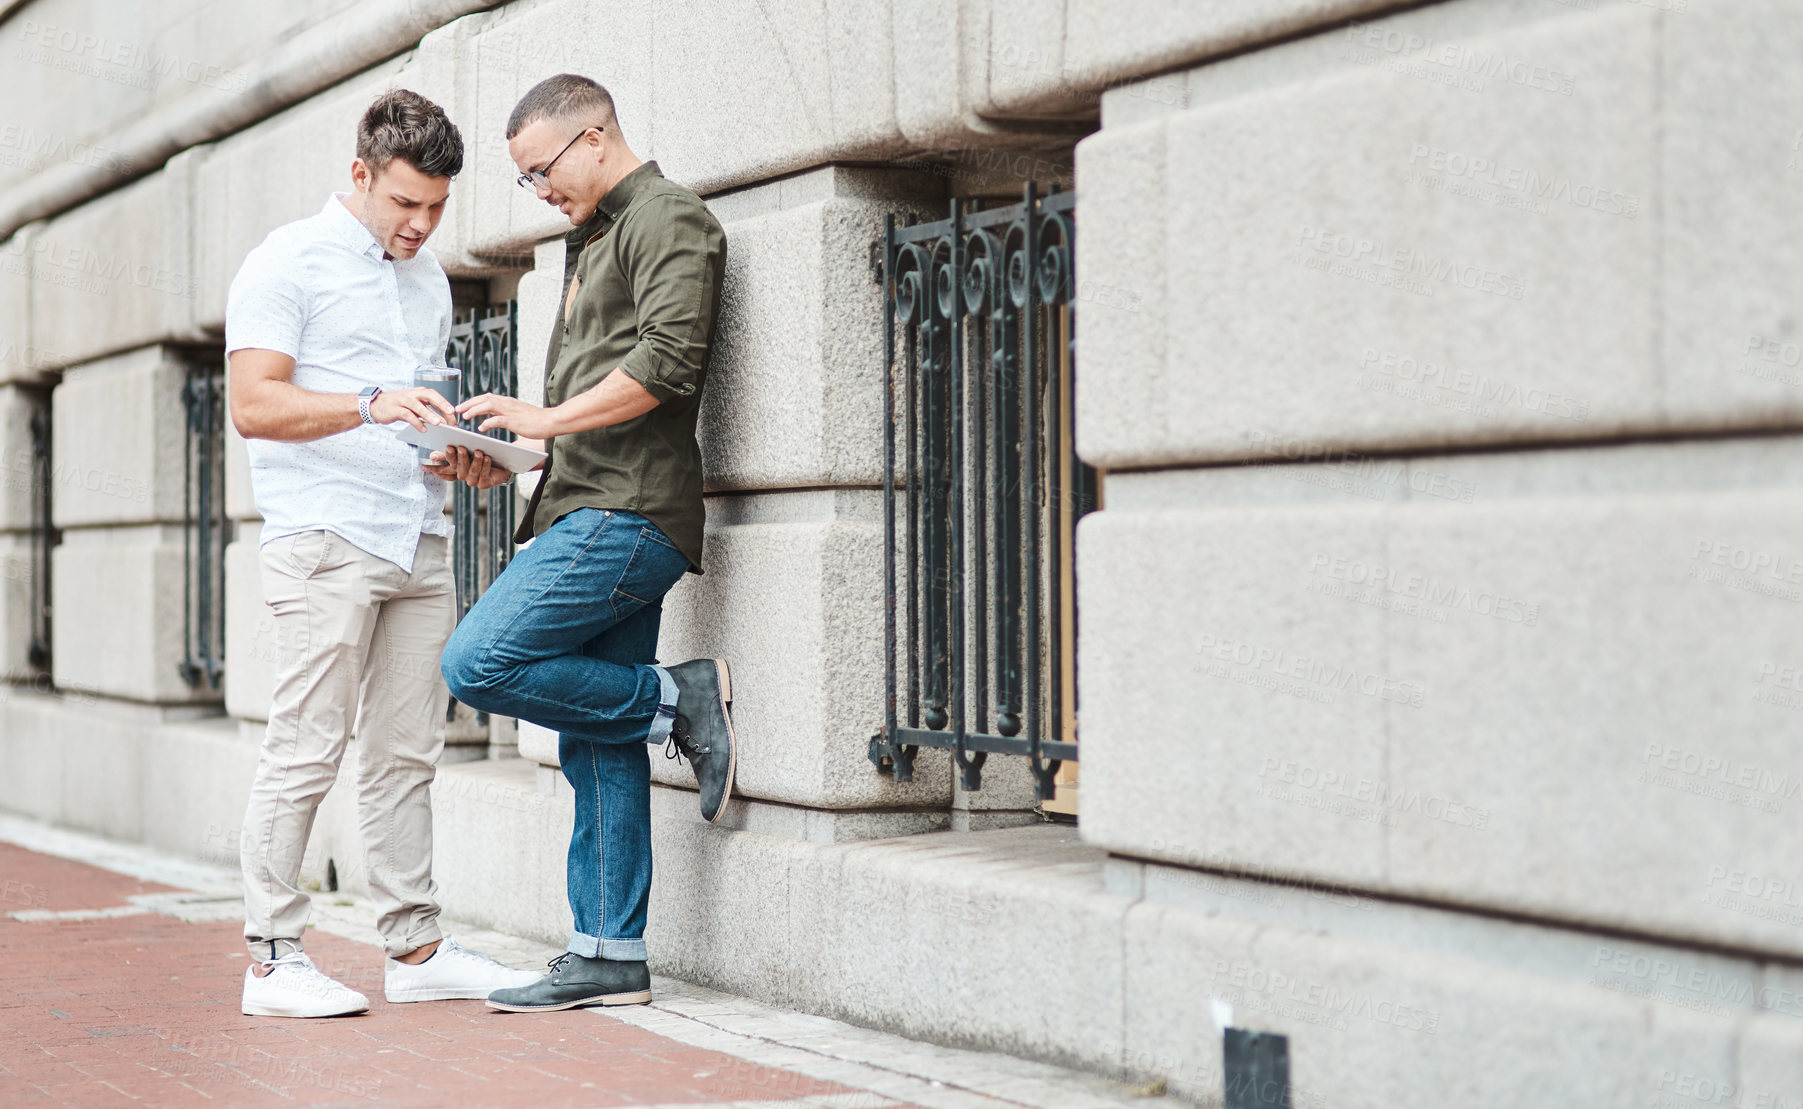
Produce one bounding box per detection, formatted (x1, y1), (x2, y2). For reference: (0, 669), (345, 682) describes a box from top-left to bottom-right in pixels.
(515, 124), (604, 190)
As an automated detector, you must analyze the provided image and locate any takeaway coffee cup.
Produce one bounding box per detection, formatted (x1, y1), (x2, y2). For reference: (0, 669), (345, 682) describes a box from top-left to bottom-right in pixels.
(413, 365), (461, 462)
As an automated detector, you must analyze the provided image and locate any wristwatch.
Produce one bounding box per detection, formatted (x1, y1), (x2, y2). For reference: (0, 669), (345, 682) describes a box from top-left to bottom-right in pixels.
(357, 385), (382, 425)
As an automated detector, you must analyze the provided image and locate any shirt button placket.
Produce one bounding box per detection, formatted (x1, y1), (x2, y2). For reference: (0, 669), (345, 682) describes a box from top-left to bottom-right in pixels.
(384, 258), (409, 363)
(383, 257), (426, 516)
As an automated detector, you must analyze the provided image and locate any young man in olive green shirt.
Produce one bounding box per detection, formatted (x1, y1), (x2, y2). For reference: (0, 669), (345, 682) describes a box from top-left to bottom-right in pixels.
(434, 74), (735, 1012)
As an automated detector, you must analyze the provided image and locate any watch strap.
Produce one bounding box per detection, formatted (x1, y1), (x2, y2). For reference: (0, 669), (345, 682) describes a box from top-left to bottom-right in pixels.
(358, 386), (381, 425)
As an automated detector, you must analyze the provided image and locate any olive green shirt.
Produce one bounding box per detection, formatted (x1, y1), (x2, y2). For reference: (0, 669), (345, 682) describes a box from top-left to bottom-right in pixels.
(515, 161), (727, 572)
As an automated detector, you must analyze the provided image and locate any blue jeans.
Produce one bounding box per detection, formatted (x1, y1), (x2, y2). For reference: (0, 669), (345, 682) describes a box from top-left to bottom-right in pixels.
(442, 508), (689, 961)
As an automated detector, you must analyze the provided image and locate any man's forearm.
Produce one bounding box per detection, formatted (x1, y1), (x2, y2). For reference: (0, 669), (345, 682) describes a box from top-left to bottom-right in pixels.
(547, 368), (660, 436)
(234, 379), (365, 442)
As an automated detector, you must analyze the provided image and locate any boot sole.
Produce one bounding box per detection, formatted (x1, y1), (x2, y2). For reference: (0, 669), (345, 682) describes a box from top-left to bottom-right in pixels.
(706, 659), (738, 826)
(484, 989), (652, 1013)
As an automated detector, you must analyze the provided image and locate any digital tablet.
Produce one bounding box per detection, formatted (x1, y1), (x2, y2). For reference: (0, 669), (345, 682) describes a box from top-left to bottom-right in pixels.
(390, 421), (548, 474)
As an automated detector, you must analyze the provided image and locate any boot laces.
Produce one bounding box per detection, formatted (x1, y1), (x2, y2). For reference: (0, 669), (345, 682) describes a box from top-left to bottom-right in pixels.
(664, 716), (708, 763)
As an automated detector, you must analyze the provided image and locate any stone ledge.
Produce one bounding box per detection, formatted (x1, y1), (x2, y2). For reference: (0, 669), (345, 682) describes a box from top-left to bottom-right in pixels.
(650, 778), (951, 843)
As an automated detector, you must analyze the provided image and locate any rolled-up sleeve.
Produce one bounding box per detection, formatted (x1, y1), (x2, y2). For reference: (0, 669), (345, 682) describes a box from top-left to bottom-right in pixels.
(613, 195), (726, 404)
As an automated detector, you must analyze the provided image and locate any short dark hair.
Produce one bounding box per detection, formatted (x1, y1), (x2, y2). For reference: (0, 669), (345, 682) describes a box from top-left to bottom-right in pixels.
(506, 74), (617, 140)
(357, 89), (464, 179)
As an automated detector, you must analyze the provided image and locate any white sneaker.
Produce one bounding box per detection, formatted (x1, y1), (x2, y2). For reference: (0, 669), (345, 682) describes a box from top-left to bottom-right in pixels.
(385, 935), (541, 1002)
(241, 952), (369, 1018)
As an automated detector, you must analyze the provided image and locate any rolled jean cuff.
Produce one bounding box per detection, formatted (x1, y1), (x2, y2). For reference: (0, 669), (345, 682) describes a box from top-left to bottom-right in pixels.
(567, 931), (647, 962)
(647, 664), (679, 746)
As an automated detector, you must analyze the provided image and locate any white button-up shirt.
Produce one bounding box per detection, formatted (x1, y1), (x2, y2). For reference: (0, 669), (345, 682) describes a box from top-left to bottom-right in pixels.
(225, 193), (452, 572)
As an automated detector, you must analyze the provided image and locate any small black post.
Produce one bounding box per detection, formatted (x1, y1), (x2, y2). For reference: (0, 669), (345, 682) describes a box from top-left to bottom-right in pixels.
(1223, 1028), (1290, 1109)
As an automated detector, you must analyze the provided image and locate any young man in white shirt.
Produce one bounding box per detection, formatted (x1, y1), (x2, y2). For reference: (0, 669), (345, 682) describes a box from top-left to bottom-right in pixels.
(226, 89), (538, 1017)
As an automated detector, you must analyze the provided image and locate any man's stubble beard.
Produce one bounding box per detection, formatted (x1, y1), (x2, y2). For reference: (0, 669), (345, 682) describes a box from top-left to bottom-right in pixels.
(358, 189), (414, 258)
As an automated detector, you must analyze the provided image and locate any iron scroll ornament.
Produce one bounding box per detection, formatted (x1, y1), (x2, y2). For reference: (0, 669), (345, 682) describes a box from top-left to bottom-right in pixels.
(868, 186), (1086, 801)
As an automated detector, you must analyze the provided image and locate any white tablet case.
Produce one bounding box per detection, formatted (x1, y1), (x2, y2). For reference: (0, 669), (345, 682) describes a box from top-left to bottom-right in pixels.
(389, 422), (549, 474)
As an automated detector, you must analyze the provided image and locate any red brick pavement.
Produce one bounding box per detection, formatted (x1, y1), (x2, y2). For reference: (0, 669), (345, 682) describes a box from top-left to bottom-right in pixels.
(0, 843), (899, 1107)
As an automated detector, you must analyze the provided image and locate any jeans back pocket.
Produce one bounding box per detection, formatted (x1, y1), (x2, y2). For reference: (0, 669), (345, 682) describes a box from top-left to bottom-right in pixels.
(609, 527), (688, 618)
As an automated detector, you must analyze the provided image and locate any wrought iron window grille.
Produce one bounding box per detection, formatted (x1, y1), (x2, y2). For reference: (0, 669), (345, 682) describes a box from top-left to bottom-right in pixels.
(868, 185), (1099, 801)
(25, 392), (54, 672)
(179, 357), (228, 689)
(445, 301), (520, 724)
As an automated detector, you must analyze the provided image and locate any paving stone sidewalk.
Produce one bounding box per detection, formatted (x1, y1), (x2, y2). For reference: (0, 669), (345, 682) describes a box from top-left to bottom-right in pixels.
(0, 816), (1179, 1109)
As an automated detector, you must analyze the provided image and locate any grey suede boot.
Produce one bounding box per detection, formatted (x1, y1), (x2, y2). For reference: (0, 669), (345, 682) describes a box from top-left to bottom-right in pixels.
(663, 658), (738, 824)
(485, 953), (652, 1012)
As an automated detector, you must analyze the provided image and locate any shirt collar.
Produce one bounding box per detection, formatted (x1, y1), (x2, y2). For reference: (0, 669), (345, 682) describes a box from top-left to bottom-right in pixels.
(566, 204), (608, 255)
(596, 161), (662, 223)
(323, 193), (386, 260)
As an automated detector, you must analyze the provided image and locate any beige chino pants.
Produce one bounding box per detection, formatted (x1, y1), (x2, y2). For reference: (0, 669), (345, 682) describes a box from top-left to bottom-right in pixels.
(241, 529), (453, 960)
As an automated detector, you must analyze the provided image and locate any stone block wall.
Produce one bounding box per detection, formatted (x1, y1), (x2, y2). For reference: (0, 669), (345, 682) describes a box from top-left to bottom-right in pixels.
(1073, 0), (1803, 966)
(47, 346), (216, 705)
(0, 0), (361, 198)
(1077, 0), (1803, 470)
(1, 0), (1799, 1099)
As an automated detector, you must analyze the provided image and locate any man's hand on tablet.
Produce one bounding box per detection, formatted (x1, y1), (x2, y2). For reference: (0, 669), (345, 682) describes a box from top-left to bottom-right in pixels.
(457, 392), (563, 439)
(425, 445), (513, 489)
(371, 386), (458, 431)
